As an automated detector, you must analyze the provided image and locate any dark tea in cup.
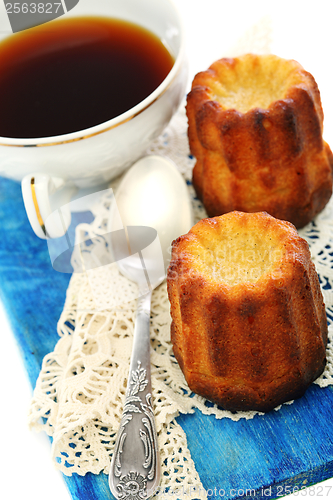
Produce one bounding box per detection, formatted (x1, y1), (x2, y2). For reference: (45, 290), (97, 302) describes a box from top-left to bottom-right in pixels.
(0, 16), (174, 138)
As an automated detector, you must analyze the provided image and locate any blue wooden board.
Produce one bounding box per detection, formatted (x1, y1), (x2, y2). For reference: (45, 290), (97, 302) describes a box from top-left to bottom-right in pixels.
(1, 176), (333, 500)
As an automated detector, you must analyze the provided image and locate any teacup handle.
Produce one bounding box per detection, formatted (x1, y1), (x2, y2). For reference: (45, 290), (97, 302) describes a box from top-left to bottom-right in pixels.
(21, 174), (77, 239)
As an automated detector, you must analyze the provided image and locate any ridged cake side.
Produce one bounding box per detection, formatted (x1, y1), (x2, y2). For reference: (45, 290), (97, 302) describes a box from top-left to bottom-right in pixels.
(186, 54), (333, 228)
(167, 211), (327, 412)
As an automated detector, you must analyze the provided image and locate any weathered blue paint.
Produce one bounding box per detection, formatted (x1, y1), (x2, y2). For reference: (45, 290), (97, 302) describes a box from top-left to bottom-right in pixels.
(1, 177), (332, 500)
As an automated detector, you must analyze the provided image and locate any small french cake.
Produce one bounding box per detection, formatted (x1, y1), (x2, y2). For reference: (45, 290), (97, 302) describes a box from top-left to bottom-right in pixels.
(167, 211), (327, 412)
(186, 54), (333, 228)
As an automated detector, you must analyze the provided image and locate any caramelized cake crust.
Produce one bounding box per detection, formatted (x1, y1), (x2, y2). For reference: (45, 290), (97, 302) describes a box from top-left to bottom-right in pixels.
(167, 211), (327, 412)
(186, 54), (333, 228)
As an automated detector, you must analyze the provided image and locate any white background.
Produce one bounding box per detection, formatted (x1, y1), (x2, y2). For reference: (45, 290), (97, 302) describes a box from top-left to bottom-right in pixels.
(1, 1), (333, 499)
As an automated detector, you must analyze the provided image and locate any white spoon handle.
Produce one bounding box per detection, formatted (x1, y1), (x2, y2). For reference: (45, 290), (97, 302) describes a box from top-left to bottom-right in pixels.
(109, 291), (160, 499)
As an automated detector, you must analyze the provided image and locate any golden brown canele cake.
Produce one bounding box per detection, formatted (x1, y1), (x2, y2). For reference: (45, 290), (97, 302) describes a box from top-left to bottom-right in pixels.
(167, 211), (327, 412)
(186, 54), (333, 228)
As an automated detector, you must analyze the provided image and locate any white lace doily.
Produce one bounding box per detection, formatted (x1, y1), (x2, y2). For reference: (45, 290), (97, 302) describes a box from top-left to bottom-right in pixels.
(28, 108), (333, 496)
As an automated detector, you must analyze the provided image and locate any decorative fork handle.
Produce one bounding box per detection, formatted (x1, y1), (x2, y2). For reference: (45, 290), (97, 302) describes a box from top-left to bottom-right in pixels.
(109, 291), (160, 500)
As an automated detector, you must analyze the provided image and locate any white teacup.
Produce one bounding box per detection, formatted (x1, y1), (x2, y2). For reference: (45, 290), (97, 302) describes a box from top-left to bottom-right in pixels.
(0, 0), (187, 238)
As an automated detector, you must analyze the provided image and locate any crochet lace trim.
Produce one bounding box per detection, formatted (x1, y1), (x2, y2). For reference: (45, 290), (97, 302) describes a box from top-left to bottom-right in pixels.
(28, 108), (333, 497)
